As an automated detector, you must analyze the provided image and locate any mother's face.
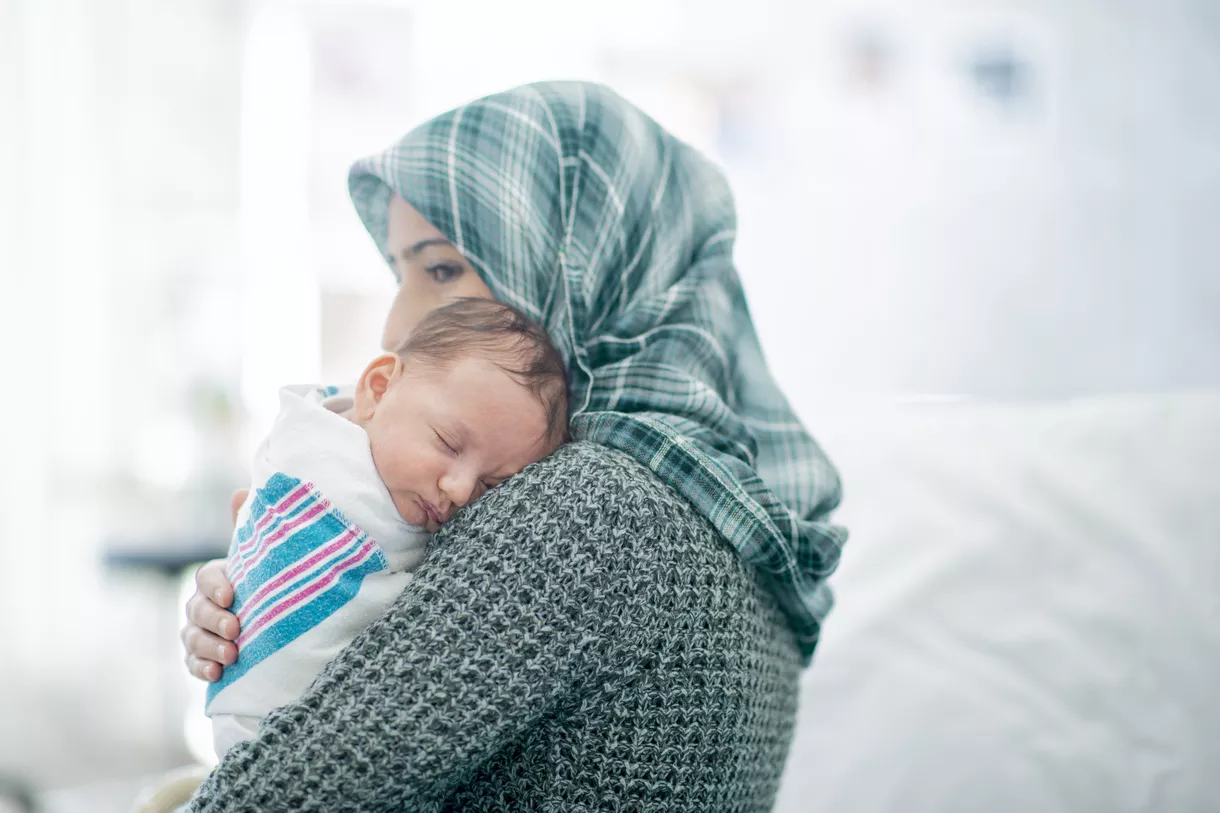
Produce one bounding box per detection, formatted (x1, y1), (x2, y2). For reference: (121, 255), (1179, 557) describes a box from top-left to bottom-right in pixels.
(381, 193), (494, 350)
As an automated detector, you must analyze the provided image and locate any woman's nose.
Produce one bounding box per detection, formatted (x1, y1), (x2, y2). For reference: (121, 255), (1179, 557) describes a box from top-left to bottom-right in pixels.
(381, 280), (430, 350)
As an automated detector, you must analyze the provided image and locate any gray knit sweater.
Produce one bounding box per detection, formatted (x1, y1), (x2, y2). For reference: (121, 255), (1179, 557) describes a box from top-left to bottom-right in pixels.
(188, 442), (803, 812)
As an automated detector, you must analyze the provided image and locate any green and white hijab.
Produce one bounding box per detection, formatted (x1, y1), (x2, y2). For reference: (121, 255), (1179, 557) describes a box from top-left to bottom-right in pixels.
(349, 81), (845, 663)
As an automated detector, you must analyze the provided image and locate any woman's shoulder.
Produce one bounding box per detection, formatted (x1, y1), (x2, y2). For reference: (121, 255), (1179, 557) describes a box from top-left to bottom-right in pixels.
(524, 440), (658, 488)
(447, 441), (719, 557)
(509, 441), (695, 519)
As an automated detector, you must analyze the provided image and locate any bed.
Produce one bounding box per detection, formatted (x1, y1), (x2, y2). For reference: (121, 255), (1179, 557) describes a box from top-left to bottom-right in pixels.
(775, 393), (1220, 812)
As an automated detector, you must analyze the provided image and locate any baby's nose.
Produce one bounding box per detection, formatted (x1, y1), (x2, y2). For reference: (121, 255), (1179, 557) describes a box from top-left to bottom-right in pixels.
(449, 481), (475, 507)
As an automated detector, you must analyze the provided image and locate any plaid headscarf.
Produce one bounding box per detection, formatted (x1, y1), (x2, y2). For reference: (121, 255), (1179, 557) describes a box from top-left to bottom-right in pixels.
(349, 81), (845, 663)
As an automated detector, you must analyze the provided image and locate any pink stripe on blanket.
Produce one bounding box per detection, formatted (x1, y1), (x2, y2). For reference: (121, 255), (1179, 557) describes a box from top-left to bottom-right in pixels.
(229, 498), (330, 589)
(236, 526), (360, 625)
(237, 539), (379, 647)
(232, 482), (313, 563)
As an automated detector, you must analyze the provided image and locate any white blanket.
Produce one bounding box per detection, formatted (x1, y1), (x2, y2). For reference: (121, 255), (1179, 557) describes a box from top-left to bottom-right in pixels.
(205, 386), (429, 757)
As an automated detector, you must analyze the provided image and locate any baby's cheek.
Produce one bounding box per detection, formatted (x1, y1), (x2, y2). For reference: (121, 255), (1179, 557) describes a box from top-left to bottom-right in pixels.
(390, 492), (425, 527)
(370, 438), (420, 498)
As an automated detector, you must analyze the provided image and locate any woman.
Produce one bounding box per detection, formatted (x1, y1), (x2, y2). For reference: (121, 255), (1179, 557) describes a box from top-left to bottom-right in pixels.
(180, 81), (845, 811)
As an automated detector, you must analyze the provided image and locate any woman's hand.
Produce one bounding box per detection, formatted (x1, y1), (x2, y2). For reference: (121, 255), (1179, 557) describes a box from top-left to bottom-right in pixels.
(180, 489), (246, 682)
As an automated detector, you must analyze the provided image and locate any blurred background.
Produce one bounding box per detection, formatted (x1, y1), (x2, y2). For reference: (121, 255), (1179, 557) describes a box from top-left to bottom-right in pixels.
(0, 0), (1217, 809)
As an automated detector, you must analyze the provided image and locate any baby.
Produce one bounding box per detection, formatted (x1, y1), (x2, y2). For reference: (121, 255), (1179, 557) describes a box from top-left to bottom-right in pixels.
(204, 298), (568, 757)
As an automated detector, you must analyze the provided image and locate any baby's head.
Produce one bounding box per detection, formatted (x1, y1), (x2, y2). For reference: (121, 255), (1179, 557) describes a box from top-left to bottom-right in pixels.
(351, 298), (568, 531)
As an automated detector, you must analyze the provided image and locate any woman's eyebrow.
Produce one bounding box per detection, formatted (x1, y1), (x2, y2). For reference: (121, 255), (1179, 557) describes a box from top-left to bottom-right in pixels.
(400, 238), (454, 261)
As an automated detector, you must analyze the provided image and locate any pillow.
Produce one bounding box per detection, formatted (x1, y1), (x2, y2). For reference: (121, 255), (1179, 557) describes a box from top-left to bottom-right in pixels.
(777, 394), (1220, 812)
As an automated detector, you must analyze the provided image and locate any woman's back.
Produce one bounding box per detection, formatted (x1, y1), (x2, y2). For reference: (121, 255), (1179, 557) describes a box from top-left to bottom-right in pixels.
(188, 442), (802, 812)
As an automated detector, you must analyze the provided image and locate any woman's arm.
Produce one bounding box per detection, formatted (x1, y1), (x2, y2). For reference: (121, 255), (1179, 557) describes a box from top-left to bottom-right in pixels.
(187, 443), (638, 813)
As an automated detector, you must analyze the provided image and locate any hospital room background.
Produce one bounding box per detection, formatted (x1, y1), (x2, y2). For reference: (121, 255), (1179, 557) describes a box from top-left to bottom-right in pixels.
(1, 0), (1217, 810)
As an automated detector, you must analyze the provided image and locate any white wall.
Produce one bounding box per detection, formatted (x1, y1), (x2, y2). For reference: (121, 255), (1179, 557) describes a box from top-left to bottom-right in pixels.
(732, 0), (1220, 411)
(0, 0), (243, 787)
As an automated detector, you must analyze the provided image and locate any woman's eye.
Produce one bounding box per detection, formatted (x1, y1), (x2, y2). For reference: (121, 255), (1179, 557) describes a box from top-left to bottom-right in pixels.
(425, 263), (464, 284)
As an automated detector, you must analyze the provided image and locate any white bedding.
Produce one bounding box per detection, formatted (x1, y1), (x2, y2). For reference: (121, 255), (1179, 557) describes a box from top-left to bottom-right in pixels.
(776, 394), (1220, 812)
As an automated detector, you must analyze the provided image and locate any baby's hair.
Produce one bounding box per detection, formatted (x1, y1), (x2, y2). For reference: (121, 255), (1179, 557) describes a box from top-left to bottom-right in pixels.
(394, 298), (569, 449)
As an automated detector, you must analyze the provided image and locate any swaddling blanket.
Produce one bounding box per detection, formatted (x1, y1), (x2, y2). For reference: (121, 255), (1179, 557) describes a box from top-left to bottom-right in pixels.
(205, 385), (430, 757)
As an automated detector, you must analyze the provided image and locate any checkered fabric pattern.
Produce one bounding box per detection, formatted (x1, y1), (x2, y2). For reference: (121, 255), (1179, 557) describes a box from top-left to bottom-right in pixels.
(349, 81), (845, 662)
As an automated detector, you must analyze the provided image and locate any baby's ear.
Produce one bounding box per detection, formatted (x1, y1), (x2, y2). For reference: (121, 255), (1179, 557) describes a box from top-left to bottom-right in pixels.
(353, 353), (402, 421)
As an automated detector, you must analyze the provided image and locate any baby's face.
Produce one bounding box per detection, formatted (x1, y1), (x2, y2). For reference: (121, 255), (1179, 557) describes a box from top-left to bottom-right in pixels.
(361, 355), (555, 531)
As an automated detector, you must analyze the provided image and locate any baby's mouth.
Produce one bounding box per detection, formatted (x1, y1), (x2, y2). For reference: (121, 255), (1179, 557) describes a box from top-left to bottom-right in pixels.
(421, 499), (444, 527)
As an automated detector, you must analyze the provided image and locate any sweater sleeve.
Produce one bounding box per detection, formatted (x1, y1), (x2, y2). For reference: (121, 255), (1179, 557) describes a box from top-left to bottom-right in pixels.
(186, 442), (640, 813)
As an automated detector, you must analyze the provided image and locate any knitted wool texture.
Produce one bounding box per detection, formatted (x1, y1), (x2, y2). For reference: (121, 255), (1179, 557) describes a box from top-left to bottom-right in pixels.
(187, 442), (802, 812)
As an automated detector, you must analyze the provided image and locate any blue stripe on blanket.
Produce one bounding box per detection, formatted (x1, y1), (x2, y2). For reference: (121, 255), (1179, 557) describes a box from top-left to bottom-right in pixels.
(205, 473), (390, 710)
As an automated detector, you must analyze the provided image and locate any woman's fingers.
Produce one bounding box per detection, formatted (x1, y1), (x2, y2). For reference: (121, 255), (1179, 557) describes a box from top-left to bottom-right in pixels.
(185, 653), (222, 683)
(196, 559), (235, 611)
(181, 585), (239, 684)
(181, 622), (238, 668)
(185, 588), (239, 640)
(179, 499), (246, 684)
(181, 560), (240, 683)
